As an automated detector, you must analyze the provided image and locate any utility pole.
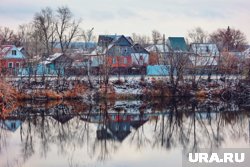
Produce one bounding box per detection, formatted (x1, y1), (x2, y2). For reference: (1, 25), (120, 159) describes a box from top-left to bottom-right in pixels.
(162, 34), (166, 65)
(87, 54), (90, 76)
(163, 34), (166, 53)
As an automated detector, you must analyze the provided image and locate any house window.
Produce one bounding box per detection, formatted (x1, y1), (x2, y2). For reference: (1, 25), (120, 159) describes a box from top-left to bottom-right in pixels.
(11, 122), (16, 129)
(112, 57), (116, 64)
(48, 66), (51, 74)
(12, 50), (17, 55)
(139, 55), (144, 65)
(206, 46), (210, 53)
(123, 48), (128, 55)
(8, 62), (13, 68)
(116, 47), (121, 55)
(16, 62), (20, 68)
(124, 57), (127, 64)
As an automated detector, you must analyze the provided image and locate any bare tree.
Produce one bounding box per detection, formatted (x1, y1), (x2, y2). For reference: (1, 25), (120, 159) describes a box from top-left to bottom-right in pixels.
(82, 28), (96, 88)
(209, 26), (247, 51)
(0, 27), (14, 45)
(187, 27), (208, 43)
(152, 30), (161, 45)
(220, 52), (241, 79)
(82, 27), (96, 52)
(34, 7), (57, 57)
(0, 27), (22, 46)
(131, 33), (150, 47)
(18, 23), (34, 54)
(55, 6), (82, 53)
(167, 51), (190, 95)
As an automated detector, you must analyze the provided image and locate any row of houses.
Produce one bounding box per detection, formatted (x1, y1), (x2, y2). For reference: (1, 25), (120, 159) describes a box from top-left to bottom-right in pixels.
(1, 35), (250, 76)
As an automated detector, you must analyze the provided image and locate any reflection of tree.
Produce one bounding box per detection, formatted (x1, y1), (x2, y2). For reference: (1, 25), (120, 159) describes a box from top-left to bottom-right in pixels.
(20, 116), (35, 162)
(37, 113), (52, 157)
(1, 98), (249, 166)
(92, 100), (119, 161)
(130, 111), (150, 150)
(151, 98), (249, 153)
(0, 122), (8, 153)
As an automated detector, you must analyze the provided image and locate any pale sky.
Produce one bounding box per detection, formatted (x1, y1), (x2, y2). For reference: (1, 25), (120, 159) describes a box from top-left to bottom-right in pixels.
(0, 0), (250, 42)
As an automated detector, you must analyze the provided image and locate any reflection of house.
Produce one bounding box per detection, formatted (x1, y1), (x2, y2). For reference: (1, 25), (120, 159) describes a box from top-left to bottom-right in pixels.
(0, 45), (26, 75)
(130, 119), (148, 129)
(52, 115), (73, 124)
(97, 127), (113, 140)
(51, 104), (73, 124)
(109, 121), (131, 141)
(97, 121), (131, 142)
(0, 119), (23, 132)
(84, 112), (149, 142)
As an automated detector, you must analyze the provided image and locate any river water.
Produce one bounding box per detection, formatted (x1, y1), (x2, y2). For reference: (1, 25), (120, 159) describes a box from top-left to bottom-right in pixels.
(0, 98), (250, 167)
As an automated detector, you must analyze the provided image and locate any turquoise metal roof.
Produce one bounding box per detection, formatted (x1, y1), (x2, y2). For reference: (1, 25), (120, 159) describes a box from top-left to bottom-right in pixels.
(168, 37), (187, 51)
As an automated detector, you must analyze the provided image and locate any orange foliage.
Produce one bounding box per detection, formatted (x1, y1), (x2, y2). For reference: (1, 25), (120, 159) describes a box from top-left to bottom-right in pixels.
(98, 84), (116, 99)
(0, 80), (19, 118)
(63, 84), (88, 99)
(149, 52), (159, 65)
(0, 80), (17, 102)
(220, 52), (240, 73)
(196, 90), (208, 98)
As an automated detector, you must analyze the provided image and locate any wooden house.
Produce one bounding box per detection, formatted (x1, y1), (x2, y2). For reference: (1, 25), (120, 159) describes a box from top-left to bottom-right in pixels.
(0, 45), (26, 75)
(19, 53), (73, 76)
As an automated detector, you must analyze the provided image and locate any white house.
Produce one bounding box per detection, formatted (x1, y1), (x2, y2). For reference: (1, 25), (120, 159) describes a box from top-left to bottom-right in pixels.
(131, 43), (149, 66)
(243, 47), (250, 59)
(190, 43), (220, 67)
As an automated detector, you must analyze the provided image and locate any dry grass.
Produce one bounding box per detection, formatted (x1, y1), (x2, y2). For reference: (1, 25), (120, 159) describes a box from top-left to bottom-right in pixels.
(0, 81), (17, 102)
(63, 84), (88, 99)
(196, 90), (209, 98)
(0, 80), (18, 117)
(15, 84), (88, 100)
(98, 84), (116, 99)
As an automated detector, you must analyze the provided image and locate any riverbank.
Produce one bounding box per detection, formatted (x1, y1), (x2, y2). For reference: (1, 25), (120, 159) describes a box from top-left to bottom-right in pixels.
(5, 77), (250, 102)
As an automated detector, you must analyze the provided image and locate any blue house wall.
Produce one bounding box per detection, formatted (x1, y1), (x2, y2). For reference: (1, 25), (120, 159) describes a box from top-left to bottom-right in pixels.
(19, 63), (65, 76)
(147, 65), (170, 76)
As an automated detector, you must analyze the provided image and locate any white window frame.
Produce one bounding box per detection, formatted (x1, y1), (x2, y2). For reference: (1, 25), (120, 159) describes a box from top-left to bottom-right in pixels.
(112, 57), (116, 64)
(8, 62), (13, 68)
(124, 57), (127, 64)
(139, 55), (144, 65)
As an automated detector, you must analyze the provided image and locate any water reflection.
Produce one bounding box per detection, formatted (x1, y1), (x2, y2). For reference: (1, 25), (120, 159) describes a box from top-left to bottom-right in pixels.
(0, 98), (250, 167)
